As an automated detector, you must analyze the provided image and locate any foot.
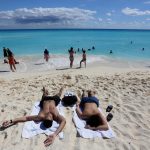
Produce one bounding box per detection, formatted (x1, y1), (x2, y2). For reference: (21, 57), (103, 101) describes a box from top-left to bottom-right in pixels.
(58, 86), (66, 99)
(81, 90), (86, 98)
(42, 87), (49, 96)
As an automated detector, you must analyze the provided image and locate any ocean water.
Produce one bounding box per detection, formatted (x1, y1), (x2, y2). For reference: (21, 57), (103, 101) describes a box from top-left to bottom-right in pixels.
(0, 29), (150, 59)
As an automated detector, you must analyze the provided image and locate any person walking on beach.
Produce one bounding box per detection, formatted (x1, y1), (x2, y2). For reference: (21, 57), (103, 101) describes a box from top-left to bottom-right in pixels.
(80, 50), (86, 68)
(44, 49), (50, 62)
(68, 47), (75, 68)
(7, 48), (16, 72)
(2, 87), (66, 147)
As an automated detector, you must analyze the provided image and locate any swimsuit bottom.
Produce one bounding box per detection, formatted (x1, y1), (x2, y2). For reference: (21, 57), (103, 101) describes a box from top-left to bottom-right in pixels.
(8, 57), (15, 64)
(80, 96), (99, 109)
(39, 95), (61, 109)
(69, 57), (74, 61)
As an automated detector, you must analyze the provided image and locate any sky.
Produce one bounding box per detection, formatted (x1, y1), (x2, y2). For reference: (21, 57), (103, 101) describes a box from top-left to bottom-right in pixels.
(0, 0), (150, 29)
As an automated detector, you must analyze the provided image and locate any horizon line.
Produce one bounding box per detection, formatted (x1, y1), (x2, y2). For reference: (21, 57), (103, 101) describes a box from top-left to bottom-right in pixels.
(0, 28), (150, 31)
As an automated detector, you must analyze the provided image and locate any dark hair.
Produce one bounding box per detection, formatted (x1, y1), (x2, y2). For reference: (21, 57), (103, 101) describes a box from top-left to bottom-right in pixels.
(83, 50), (86, 53)
(86, 114), (102, 127)
(62, 95), (77, 106)
(43, 119), (53, 128)
(7, 49), (13, 57)
(44, 49), (49, 55)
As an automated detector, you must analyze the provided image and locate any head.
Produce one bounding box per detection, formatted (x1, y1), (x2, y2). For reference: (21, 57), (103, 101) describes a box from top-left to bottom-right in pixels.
(86, 114), (102, 127)
(83, 50), (86, 53)
(43, 114), (53, 128)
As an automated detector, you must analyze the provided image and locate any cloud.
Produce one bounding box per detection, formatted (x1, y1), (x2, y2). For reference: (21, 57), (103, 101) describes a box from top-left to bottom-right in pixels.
(146, 18), (150, 20)
(122, 7), (150, 16)
(0, 7), (96, 25)
(107, 18), (112, 21)
(98, 18), (103, 22)
(106, 12), (112, 16)
(144, 1), (150, 4)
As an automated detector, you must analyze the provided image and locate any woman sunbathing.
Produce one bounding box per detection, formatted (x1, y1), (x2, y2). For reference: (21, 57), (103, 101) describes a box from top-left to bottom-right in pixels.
(76, 90), (108, 131)
(2, 87), (66, 147)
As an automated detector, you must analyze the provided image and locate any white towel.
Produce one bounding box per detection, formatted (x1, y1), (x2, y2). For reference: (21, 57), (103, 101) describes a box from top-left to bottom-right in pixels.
(73, 107), (115, 139)
(22, 101), (64, 139)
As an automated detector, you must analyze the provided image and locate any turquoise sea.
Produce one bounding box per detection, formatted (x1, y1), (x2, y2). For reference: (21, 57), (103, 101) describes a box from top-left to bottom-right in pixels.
(0, 29), (150, 60)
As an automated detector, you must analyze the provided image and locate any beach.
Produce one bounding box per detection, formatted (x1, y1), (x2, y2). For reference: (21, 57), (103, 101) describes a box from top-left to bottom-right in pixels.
(0, 59), (150, 150)
(0, 0), (150, 148)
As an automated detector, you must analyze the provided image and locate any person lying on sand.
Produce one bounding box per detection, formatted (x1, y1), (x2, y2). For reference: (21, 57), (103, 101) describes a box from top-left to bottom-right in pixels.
(76, 90), (108, 131)
(2, 87), (66, 147)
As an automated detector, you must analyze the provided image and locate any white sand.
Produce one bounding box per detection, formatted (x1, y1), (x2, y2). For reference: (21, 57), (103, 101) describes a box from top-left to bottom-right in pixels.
(0, 59), (150, 150)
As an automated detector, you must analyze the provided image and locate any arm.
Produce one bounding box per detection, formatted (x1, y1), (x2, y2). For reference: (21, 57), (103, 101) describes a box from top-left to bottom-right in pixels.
(2, 115), (44, 127)
(86, 124), (108, 131)
(44, 114), (66, 147)
(96, 113), (108, 131)
(54, 114), (66, 136)
(76, 104), (83, 119)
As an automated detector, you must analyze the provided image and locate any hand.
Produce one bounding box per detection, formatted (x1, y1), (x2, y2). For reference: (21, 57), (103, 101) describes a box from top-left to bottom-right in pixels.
(2, 120), (11, 127)
(44, 133), (56, 147)
(85, 125), (96, 130)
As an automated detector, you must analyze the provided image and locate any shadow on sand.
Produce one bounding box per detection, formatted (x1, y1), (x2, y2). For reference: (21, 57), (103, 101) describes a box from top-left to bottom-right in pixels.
(0, 70), (10, 73)
(56, 67), (70, 70)
(34, 63), (45, 65)
(56, 67), (81, 70)
(0, 124), (15, 131)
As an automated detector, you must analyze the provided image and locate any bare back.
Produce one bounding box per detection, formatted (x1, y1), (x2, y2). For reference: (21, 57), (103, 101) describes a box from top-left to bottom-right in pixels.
(39, 100), (59, 121)
(82, 103), (99, 118)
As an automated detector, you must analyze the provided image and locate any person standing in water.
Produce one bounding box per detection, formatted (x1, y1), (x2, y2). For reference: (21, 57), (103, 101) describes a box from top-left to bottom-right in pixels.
(109, 50), (113, 54)
(80, 50), (86, 68)
(44, 49), (50, 62)
(68, 47), (75, 68)
(7, 48), (16, 72)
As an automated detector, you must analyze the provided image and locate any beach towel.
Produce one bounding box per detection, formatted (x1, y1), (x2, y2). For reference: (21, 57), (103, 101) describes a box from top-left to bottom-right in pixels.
(22, 101), (64, 139)
(73, 107), (115, 139)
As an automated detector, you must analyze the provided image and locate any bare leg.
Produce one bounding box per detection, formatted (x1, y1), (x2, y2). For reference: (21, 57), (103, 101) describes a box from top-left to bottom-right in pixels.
(77, 90), (81, 99)
(10, 64), (14, 72)
(88, 90), (96, 97)
(56, 87), (66, 99)
(80, 60), (82, 68)
(76, 94), (81, 105)
(81, 90), (86, 98)
(70, 61), (72, 68)
(70, 61), (73, 68)
(42, 87), (49, 95)
(12, 63), (16, 70)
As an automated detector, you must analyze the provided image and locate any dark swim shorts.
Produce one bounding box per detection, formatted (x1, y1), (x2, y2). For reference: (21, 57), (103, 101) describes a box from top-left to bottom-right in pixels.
(39, 95), (61, 109)
(79, 96), (100, 109)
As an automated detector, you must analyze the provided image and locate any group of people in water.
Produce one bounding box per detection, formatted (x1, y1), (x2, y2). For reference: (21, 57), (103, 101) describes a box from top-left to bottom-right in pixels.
(1, 87), (113, 146)
(2, 46), (88, 72)
(68, 47), (87, 68)
(43, 47), (88, 68)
